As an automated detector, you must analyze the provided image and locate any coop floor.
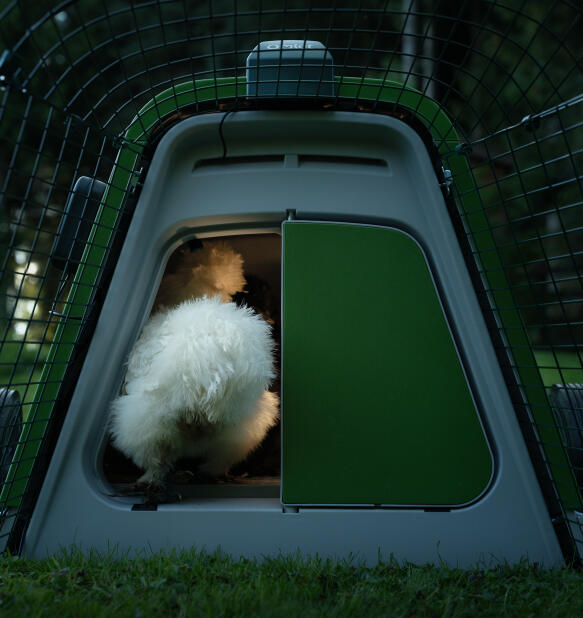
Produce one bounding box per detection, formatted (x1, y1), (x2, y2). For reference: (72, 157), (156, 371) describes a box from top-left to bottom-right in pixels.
(103, 438), (281, 499)
(112, 477), (281, 500)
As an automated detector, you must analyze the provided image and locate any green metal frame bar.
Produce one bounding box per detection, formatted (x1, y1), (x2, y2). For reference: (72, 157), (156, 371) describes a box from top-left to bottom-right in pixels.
(2, 75), (578, 518)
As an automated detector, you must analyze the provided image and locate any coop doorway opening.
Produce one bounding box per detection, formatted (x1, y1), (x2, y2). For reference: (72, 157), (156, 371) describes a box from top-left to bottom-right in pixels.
(102, 232), (282, 499)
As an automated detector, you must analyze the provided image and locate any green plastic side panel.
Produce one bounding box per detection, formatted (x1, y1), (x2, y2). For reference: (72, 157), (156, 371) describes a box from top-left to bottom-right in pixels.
(282, 222), (493, 505)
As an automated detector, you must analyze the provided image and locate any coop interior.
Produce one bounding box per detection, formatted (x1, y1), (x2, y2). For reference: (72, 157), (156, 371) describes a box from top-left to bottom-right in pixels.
(102, 232), (282, 499)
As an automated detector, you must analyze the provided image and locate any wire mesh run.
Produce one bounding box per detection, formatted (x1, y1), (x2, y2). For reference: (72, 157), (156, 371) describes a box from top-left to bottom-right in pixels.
(0, 1), (582, 559)
(441, 91), (583, 562)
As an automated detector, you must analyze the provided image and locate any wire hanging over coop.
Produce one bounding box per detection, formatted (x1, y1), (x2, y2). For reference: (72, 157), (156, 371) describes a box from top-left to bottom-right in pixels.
(0, 0), (581, 564)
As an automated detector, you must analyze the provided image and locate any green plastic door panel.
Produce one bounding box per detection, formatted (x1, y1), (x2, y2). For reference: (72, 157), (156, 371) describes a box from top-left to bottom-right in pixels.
(282, 222), (493, 506)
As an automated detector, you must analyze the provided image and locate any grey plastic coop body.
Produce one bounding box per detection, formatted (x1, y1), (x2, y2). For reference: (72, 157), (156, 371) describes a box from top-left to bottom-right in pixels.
(15, 42), (567, 566)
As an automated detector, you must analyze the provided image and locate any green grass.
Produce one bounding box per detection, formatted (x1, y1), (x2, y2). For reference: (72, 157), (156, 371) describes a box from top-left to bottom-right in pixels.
(534, 350), (583, 387)
(0, 341), (46, 384)
(1, 549), (583, 617)
(0, 341), (48, 419)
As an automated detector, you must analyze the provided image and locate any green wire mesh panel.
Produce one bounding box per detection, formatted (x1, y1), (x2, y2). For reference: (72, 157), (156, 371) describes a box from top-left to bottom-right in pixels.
(0, 1), (581, 557)
(440, 92), (583, 560)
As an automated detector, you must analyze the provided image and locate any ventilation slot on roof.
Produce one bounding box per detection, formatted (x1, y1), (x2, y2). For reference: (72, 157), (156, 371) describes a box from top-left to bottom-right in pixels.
(298, 155), (388, 168)
(193, 155), (285, 171)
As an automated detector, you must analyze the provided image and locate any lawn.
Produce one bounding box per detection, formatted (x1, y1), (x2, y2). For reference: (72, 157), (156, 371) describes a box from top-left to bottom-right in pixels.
(0, 341), (49, 418)
(534, 350), (583, 387)
(1, 548), (583, 617)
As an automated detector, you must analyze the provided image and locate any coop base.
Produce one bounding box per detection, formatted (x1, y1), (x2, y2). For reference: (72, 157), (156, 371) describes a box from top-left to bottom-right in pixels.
(20, 496), (564, 568)
(113, 478), (281, 500)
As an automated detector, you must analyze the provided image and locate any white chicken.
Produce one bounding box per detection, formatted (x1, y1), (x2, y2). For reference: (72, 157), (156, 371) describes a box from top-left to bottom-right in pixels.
(108, 241), (279, 491)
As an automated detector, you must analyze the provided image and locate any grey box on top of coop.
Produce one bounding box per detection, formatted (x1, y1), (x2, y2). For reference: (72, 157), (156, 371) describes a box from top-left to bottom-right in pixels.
(102, 233), (282, 501)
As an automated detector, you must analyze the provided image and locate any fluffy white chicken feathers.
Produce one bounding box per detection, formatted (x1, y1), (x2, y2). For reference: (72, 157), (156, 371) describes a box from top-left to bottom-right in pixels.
(109, 241), (279, 487)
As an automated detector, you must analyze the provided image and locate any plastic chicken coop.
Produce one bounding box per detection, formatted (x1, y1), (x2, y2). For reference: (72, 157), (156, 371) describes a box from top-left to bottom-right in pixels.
(0, 1), (582, 568)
